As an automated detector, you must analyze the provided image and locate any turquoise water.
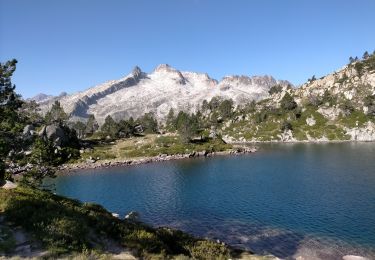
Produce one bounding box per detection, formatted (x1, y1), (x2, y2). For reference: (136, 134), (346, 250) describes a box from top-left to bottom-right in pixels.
(49, 143), (375, 259)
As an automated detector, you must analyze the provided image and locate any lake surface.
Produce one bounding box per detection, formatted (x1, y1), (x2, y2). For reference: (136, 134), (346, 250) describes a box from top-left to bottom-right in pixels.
(48, 143), (375, 259)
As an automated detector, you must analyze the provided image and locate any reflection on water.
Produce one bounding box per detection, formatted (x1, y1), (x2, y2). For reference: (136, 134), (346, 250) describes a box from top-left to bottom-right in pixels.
(48, 143), (375, 259)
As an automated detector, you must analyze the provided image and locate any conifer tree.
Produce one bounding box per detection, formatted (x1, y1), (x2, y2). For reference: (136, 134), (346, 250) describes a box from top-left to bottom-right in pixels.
(45, 100), (68, 124)
(0, 59), (24, 183)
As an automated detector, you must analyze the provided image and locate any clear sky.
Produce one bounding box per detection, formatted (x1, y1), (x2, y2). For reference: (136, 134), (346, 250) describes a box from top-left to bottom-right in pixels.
(1, 0), (374, 98)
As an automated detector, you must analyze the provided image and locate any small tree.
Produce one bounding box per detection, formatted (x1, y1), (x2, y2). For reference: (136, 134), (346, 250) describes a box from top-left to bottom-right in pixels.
(138, 112), (158, 134)
(280, 93), (297, 111)
(0, 59), (24, 183)
(349, 56), (355, 63)
(308, 75), (316, 82)
(281, 121), (293, 131)
(268, 84), (283, 95)
(201, 100), (209, 112)
(118, 119), (133, 137)
(321, 90), (336, 106)
(101, 115), (119, 138)
(45, 100), (68, 124)
(166, 108), (176, 131)
(339, 100), (355, 116)
(85, 114), (99, 136)
(218, 99), (233, 119)
(363, 51), (370, 60)
(71, 121), (86, 139)
(21, 100), (43, 124)
(208, 96), (222, 110)
(176, 111), (198, 143)
(31, 137), (56, 165)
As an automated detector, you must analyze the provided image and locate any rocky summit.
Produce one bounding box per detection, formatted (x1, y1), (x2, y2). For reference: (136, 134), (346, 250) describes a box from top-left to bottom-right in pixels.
(35, 64), (291, 124)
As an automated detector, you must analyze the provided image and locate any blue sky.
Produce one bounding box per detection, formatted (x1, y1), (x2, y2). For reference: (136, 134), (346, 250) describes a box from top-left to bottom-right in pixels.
(1, 0), (374, 98)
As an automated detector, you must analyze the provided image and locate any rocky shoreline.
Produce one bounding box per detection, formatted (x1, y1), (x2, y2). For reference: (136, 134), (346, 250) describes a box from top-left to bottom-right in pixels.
(57, 146), (257, 173)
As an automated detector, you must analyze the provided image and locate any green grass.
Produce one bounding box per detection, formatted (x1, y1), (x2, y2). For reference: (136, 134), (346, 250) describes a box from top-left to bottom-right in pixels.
(77, 135), (232, 162)
(337, 110), (372, 128)
(0, 186), (243, 259)
(121, 141), (231, 158)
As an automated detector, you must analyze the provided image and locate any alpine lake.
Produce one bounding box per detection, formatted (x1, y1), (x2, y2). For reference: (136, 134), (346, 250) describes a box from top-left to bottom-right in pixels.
(46, 143), (375, 259)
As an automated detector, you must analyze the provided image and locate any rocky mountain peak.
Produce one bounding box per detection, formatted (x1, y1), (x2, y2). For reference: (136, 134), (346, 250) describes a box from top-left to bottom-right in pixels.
(131, 66), (143, 78)
(220, 75), (291, 89)
(154, 64), (176, 73)
(153, 64), (187, 85)
(28, 93), (54, 103)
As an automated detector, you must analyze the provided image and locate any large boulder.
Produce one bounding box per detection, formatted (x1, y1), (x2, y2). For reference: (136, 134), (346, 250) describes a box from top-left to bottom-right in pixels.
(38, 124), (71, 146)
(23, 125), (35, 136)
(1, 180), (18, 190)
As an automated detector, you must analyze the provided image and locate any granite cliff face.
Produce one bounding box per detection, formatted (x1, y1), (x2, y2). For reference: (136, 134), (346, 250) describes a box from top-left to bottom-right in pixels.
(36, 64), (291, 124)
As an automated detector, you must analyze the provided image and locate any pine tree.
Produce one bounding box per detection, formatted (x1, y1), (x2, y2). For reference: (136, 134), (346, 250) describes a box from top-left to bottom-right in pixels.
(85, 114), (99, 135)
(219, 99), (234, 119)
(138, 112), (158, 134)
(101, 115), (119, 138)
(280, 92), (297, 111)
(45, 100), (68, 124)
(363, 51), (370, 60)
(166, 108), (176, 131)
(0, 59), (24, 184)
(72, 121), (86, 138)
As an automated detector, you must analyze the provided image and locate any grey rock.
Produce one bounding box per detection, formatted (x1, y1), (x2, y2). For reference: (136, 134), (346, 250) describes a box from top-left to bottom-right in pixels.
(124, 211), (140, 221)
(39, 124), (69, 146)
(22, 124), (35, 137)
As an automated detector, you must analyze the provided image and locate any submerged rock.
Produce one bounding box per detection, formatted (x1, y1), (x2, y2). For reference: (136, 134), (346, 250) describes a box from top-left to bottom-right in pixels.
(124, 211), (140, 221)
(342, 256), (369, 260)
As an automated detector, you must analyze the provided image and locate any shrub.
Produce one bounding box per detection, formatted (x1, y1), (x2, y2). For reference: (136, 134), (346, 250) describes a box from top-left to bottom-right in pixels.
(268, 84), (283, 95)
(321, 90), (337, 106)
(281, 121), (293, 131)
(42, 217), (89, 250)
(339, 100), (355, 116)
(280, 93), (297, 111)
(189, 240), (229, 260)
(354, 62), (365, 76)
(255, 110), (268, 123)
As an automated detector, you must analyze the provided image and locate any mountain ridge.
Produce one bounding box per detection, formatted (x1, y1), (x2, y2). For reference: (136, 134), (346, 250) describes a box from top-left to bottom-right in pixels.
(35, 64), (292, 124)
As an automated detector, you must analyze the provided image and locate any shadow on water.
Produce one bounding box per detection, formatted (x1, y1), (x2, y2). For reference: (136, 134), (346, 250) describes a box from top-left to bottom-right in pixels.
(221, 229), (305, 259)
(166, 219), (306, 259)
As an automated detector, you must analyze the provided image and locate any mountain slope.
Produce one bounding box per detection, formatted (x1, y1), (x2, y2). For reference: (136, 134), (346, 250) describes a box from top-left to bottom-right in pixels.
(38, 64), (291, 124)
(221, 54), (375, 142)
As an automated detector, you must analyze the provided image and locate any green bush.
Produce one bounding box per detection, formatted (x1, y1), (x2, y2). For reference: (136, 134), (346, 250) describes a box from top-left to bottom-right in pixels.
(268, 84), (283, 95)
(280, 93), (297, 111)
(189, 240), (230, 260)
(281, 121), (293, 131)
